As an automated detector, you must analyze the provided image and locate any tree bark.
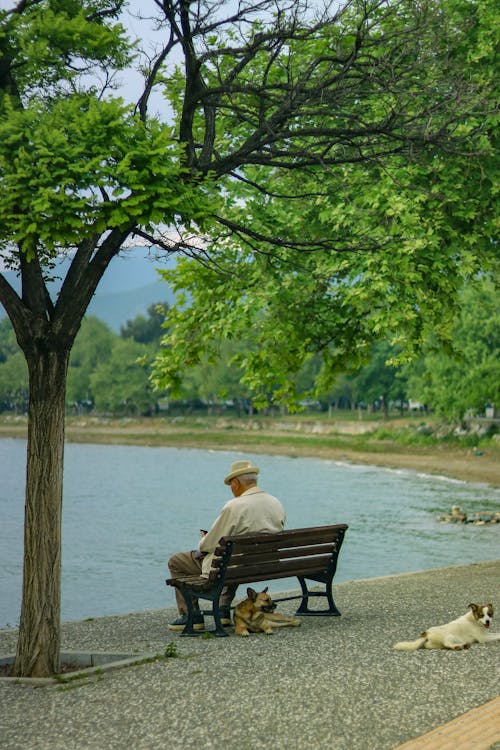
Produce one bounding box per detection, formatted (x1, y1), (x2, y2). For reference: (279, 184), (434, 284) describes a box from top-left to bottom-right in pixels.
(11, 347), (69, 677)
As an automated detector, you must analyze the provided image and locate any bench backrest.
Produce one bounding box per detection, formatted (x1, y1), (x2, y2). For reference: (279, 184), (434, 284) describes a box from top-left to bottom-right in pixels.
(209, 523), (348, 585)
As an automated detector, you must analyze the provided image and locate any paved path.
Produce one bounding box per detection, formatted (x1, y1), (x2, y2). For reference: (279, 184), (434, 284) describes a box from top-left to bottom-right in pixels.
(1, 560), (499, 750)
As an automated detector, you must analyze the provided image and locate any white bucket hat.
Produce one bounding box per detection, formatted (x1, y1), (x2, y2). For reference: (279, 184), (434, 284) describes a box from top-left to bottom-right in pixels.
(224, 460), (260, 485)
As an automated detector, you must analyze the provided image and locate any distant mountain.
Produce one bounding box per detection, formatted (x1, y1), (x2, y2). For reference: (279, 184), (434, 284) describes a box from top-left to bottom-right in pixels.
(0, 247), (177, 332)
(87, 280), (175, 332)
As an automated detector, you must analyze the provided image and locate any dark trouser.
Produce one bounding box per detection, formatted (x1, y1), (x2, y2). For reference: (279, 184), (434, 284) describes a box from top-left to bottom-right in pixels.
(168, 550), (238, 614)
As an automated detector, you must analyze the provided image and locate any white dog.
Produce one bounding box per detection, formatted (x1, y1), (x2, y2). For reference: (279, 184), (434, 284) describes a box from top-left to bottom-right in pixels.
(393, 603), (500, 651)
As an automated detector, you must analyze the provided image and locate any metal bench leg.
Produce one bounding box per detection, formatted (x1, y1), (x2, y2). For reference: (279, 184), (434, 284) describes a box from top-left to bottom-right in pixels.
(295, 576), (311, 614)
(212, 600), (229, 637)
(323, 580), (341, 616)
(295, 576), (341, 616)
(180, 589), (202, 637)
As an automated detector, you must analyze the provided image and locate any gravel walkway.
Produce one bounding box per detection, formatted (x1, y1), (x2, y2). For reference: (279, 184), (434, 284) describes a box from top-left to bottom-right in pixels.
(1, 560), (499, 750)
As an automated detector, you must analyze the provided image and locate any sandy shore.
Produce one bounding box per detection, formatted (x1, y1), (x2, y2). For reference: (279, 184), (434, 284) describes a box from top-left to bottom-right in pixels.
(2, 416), (499, 487)
(240, 443), (500, 487)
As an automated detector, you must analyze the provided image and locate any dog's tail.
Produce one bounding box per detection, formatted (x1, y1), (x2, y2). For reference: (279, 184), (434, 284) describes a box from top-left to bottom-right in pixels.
(393, 636), (427, 651)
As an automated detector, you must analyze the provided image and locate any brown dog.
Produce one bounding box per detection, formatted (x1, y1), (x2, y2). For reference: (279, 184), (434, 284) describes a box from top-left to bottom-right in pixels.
(233, 587), (301, 636)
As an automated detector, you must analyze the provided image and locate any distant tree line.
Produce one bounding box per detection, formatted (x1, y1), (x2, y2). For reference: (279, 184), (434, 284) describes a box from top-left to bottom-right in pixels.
(1, 280), (497, 421)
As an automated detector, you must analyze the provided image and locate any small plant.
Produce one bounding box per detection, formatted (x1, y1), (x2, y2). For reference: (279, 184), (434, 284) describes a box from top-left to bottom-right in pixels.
(164, 642), (179, 658)
(53, 671), (88, 684)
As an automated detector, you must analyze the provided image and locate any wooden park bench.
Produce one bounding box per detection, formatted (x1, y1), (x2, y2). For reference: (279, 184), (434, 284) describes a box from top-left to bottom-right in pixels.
(166, 523), (348, 636)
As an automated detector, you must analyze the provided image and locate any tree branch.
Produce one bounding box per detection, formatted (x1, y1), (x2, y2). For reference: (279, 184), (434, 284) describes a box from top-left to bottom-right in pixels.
(54, 228), (132, 341)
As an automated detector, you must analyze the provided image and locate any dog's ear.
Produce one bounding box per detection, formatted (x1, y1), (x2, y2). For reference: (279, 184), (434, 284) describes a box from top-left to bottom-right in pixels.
(247, 587), (257, 601)
(468, 603), (480, 617)
(262, 587), (268, 594)
(487, 603), (493, 615)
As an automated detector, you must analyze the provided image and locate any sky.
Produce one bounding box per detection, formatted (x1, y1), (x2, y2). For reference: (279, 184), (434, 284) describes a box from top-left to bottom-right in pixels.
(116, 1), (175, 116)
(0, 0), (172, 117)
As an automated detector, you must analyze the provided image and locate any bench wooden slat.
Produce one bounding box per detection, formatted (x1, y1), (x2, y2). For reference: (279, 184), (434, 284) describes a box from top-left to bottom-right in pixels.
(224, 554), (333, 584)
(214, 539), (340, 558)
(212, 544), (338, 569)
(166, 575), (214, 592)
(217, 524), (347, 552)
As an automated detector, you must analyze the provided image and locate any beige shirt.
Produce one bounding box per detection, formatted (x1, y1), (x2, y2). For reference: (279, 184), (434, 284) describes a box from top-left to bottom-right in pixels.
(198, 485), (286, 577)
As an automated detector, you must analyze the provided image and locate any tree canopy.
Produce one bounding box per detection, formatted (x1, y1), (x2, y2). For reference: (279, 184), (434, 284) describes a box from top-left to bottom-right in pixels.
(152, 0), (499, 406)
(403, 279), (500, 419)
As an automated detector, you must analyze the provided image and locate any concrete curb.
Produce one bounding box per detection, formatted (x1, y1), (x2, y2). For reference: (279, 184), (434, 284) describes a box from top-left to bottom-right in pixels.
(0, 651), (157, 686)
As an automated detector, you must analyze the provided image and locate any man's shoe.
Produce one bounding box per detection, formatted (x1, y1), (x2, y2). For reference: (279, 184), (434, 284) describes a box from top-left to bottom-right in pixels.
(219, 607), (232, 626)
(167, 613), (204, 632)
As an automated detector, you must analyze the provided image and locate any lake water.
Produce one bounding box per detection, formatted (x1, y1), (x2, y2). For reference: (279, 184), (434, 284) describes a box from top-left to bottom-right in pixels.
(1, 438), (499, 628)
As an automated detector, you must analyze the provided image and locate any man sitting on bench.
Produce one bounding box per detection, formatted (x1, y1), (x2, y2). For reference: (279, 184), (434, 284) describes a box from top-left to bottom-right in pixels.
(167, 459), (286, 631)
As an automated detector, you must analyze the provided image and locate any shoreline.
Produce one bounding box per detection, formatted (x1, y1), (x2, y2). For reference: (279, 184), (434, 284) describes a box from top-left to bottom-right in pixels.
(1, 416), (499, 487)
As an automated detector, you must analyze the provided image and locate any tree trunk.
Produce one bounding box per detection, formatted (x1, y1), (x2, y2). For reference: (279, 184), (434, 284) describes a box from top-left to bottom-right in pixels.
(12, 347), (69, 677)
(382, 394), (389, 420)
